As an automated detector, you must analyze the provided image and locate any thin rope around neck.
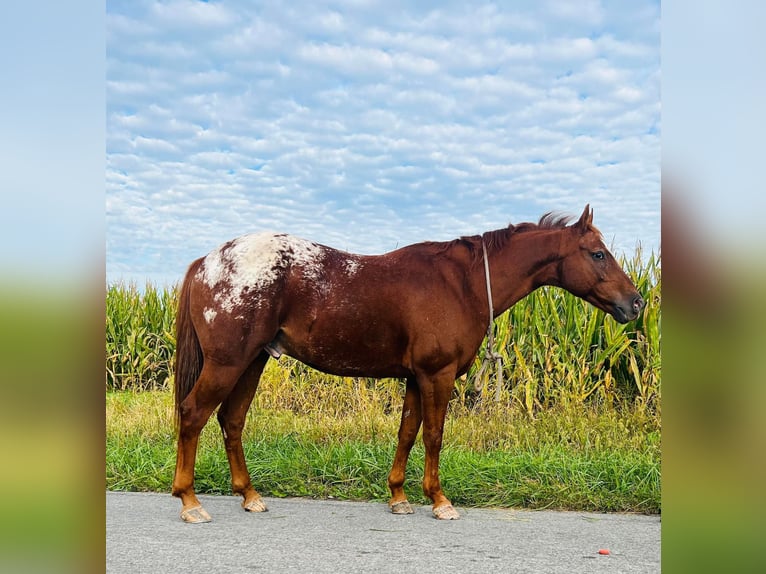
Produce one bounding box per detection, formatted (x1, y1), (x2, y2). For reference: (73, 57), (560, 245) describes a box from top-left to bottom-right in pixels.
(476, 238), (503, 398)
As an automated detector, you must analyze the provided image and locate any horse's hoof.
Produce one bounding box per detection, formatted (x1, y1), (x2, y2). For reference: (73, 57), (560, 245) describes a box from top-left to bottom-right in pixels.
(433, 504), (460, 520)
(242, 497), (268, 513)
(389, 500), (414, 515)
(180, 505), (212, 523)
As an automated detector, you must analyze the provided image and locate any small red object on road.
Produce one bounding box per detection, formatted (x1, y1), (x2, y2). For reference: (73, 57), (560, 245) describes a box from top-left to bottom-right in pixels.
(598, 549), (610, 555)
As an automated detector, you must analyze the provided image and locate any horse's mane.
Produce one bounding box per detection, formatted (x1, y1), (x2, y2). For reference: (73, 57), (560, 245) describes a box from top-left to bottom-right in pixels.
(470, 212), (578, 254)
(419, 211), (589, 262)
(523, 212), (576, 231)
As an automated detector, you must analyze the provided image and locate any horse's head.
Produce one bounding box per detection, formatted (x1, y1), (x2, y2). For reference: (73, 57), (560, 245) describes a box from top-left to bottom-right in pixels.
(558, 205), (645, 323)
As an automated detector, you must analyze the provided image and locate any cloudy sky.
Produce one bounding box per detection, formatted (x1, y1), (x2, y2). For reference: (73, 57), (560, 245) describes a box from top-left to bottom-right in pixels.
(107, 0), (660, 287)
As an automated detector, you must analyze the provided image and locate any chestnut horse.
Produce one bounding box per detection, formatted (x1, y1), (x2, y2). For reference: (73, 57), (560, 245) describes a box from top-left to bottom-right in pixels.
(171, 205), (644, 522)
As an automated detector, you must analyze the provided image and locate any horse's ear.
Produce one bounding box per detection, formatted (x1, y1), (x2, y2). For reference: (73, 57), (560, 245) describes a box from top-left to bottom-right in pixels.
(574, 204), (593, 233)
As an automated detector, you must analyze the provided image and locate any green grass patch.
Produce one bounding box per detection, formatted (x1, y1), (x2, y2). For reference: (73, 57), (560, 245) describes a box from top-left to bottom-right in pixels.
(107, 390), (660, 513)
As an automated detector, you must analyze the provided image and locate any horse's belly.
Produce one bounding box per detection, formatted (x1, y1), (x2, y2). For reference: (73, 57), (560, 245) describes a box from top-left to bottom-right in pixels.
(270, 329), (409, 378)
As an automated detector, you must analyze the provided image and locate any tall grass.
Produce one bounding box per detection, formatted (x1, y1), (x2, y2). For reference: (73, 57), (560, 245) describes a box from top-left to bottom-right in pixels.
(106, 391), (660, 512)
(105, 250), (660, 416)
(105, 282), (177, 391)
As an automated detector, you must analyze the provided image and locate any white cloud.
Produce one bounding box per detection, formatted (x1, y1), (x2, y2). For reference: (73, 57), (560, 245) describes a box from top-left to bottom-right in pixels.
(540, 37), (598, 60)
(544, 0), (604, 26)
(298, 43), (392, 74)
(106, 1), (660, 286)
(150, 0), (236, 29)
(133, 135), (180, 156)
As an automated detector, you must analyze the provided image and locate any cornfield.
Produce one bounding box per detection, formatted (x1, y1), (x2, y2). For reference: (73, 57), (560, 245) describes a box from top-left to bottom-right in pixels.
(106, 282), (177, 391)
(105, 250), (660, 415)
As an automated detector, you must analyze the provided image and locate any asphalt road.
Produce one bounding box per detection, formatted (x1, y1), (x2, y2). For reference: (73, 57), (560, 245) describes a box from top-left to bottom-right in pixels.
(106, 491), (660, 573)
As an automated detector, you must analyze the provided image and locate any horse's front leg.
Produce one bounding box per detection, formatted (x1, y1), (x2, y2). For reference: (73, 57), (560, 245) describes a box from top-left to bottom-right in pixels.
(387, 377), (422, 514)
(418, 367), (460, 520)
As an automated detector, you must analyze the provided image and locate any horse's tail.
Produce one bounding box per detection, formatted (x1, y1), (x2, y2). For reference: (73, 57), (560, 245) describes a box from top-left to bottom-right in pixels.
(174, 258), (204, 429)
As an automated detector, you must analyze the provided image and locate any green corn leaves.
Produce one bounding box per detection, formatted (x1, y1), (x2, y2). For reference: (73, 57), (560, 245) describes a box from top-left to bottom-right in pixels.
(106, 282), (178, 391)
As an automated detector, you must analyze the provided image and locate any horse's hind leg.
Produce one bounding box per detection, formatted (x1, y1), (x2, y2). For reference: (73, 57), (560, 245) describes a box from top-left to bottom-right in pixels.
(217, 351), (270, 514)
(172, 361), (245, 523)
(387, 377), (422, 515)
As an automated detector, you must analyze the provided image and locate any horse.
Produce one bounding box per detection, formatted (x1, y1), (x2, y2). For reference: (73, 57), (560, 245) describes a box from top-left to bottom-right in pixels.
(171, 205), (644, 522)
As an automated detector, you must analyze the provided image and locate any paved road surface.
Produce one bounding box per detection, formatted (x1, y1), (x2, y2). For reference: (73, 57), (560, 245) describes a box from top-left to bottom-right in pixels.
(106, 491), (660, 573)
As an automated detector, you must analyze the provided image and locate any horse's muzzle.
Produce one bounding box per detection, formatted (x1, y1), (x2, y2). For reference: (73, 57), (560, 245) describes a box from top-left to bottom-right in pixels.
(632, 295), (646, 315)
(613, 295), (645, 323)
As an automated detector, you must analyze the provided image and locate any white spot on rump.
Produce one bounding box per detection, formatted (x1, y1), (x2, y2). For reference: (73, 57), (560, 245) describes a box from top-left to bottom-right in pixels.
(344, 258), (362, 276)
(195, 232), (326, 313)
(203, 307), (217, 324)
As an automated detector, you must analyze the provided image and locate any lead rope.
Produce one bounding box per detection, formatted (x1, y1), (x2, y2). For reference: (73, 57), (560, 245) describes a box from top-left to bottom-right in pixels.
(474, 238), (504, 397)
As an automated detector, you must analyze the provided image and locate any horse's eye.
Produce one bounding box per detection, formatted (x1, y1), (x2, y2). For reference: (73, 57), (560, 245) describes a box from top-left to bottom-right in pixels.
(592, 251), (605, 261)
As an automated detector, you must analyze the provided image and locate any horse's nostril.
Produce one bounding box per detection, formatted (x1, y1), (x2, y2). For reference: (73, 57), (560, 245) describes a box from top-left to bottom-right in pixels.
(633, 296), (645, 313)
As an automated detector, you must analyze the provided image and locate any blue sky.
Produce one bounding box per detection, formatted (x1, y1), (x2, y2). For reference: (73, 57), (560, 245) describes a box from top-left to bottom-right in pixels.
(107, 0), (660, 287)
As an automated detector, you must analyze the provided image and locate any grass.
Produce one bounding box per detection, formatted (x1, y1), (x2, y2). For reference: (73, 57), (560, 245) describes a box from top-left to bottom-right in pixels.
(106, 389), (660, 513)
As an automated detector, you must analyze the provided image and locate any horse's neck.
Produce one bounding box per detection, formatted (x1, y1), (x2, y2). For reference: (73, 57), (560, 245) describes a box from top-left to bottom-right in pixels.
(486, 230), (564, 313)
